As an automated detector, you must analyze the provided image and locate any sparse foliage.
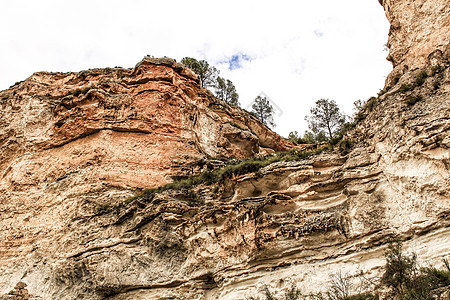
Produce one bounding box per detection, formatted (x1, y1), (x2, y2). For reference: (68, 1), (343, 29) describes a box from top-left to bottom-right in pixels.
(287, 130), (328, 145)
(245, 241), (449, 300)
(414, 70), (428, 86)
(352, 99), (366, 123)
(288, 131), (300, 143)
(181, 57), (240, 106)
(305, 99), (345, 141)
(381, 240), (417, 295)
(285, 285), (302, 300)
(181, 57), (219, 88)
(326, 272), (353, 300)
(263, 285), (276, 300)
(215, 76), (239, 106)
(252, 96), (275, 128)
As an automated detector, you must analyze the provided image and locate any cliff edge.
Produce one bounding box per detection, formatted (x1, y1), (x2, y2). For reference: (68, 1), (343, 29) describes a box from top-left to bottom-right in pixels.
(0, 0), (449, 299)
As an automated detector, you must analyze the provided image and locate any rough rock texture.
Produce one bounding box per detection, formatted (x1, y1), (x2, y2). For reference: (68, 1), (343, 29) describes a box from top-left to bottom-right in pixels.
(0, 57), (290, 299)
(1, 0), (449, 299)
(0, 282), (31, 300)
(0, 57), (289, 190)
(382, 0), (450, 85)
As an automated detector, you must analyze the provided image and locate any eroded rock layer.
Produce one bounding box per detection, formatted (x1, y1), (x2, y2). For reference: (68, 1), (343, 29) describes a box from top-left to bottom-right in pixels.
(1, 0), (449, 299)
(0, 57), (290, 299)
(0, 57), (289, 190)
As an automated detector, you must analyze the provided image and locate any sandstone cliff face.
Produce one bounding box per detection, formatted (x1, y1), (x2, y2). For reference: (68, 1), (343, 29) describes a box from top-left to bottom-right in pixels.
(0, 57), (289, 299)
(1, 1), (449, 299)
(382, 0), (450, 84)
(0, 57), (288, 190)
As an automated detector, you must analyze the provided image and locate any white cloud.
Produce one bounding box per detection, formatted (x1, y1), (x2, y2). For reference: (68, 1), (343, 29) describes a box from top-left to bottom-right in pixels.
(0, 0), (391, 137)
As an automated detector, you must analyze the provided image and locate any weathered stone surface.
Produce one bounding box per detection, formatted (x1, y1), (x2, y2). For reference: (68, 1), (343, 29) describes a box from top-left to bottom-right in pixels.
(0, 282), (30, 300)
(0, 57), (290, 299)
(381, 0), (450, 85)
(0, 56), (289, 190)
(0, 0), (449, 299)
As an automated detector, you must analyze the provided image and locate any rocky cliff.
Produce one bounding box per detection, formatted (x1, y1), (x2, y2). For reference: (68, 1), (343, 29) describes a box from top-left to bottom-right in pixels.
(0, 57), (290, 299)
(382, 0), (450, 85)
(0, 0), (449, 299)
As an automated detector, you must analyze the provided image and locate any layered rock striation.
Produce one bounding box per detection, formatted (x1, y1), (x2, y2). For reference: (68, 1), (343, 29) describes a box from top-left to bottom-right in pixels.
(1, 0), (449, 299)
(0, 57), (290, 299)
(0, 57), (288, 190)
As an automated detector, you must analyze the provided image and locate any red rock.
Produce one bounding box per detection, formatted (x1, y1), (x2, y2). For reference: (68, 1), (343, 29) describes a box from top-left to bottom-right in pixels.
(0, 56), (291, 190)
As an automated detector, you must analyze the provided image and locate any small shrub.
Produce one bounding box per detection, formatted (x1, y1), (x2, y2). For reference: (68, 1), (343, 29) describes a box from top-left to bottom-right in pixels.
(381, 240), (417, 295)
(200, 170), (219, 185)
(418, 260), (450, 290)
(391, 74), (401, 85)
(414, 70), (428, 86)
(124, 196), (138, 206)
(365, 97), (377, 112)
(338, 139), (354, 153)
(245, 252), (448, 300)
(327, 271), (352, 300)
(232, 160), (264, 176)
(69, 86), (93, 97)
(344, 293), (379, 300)
(406, 95), (423, 106)
(400, 263), (450, 300)
(262, 286), (276, 300)
(398, 84), (414, 92)
(354, 112), (366, 123)
(285, 285), (302, 300)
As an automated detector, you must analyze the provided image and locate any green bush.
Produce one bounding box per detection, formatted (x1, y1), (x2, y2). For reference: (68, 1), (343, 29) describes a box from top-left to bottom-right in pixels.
(338, 139), (354, 153)
(124, 146), (336, 209)
(381, 240), (417, 295)
(246, 243), (449, 300)
(285, 285), (302, 300)
(403, 261), (450, 299)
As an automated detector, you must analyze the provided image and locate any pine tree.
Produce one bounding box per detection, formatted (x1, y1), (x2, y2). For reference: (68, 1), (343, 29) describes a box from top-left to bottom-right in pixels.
(251, 96), (275, 128)
(215, 77), (239, 106)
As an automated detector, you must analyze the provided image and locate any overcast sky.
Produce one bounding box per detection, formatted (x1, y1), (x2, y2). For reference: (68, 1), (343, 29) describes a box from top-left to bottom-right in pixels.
(0, 0), (391, 137)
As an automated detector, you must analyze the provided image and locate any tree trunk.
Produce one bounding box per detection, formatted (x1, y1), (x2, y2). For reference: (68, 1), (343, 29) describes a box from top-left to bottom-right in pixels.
(327, 122), (333, 141)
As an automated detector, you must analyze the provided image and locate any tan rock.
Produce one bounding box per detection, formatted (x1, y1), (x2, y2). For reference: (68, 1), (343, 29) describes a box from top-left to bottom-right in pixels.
(0, 1), (449, 299)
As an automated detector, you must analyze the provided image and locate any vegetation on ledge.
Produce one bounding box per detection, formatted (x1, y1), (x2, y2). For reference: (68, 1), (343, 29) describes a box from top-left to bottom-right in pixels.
(124, 145), (334, 207)
(249, 240), (450, 300)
